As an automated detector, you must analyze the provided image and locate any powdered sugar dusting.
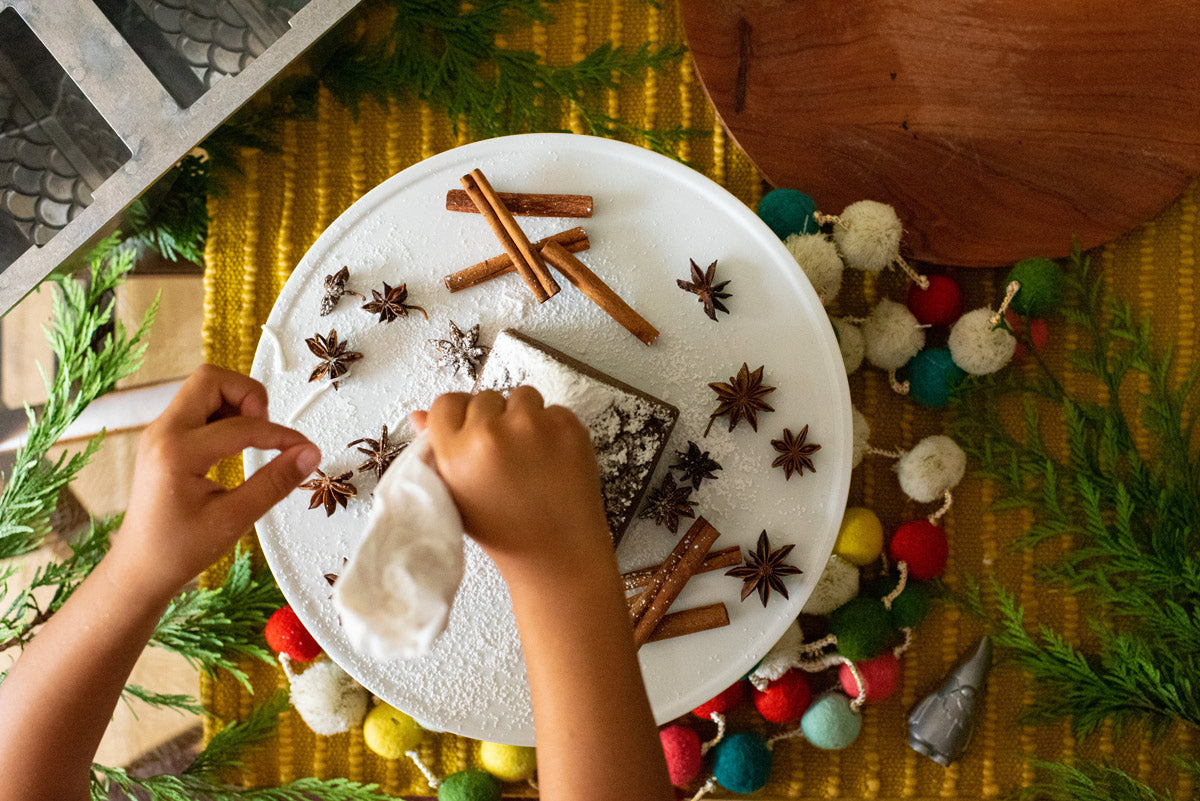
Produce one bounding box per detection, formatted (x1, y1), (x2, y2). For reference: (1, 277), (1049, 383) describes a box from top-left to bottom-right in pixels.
(244, 135), (852, 747)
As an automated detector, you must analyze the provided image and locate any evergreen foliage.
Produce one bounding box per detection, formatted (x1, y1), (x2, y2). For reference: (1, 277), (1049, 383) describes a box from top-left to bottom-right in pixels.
(136, 0), (690, 264)
(0, 240), (156, 559)
(951, 245), (1200, 797)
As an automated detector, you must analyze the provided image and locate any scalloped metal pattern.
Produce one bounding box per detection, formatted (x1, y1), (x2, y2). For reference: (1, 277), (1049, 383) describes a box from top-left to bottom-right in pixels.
(133, 0), (294, 91)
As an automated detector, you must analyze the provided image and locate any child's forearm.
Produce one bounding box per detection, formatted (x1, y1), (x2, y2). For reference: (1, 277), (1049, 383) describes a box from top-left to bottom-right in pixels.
(0, 540), (175, 801)
(500, 538), (674, 801)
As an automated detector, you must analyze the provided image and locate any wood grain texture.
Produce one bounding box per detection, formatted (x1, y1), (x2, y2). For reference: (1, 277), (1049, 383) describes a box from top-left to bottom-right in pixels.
(681, 0), (1200, 266)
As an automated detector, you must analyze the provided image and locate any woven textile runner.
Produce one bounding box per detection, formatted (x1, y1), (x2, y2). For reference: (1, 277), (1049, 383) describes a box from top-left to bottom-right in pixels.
(199, 1), (1200, 797)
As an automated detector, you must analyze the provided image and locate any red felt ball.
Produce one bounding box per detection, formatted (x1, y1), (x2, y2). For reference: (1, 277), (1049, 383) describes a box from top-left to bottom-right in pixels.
(692, 681), (745, 719)
(889, 521), (949, 580)
(907, 275), (964, 327)
(1006, 309), (1050, 362)
(752, 670), (813, 723)
(838, 652), (902, 703)
(265, 605), (322, 662)
(659, 725), (703, 787)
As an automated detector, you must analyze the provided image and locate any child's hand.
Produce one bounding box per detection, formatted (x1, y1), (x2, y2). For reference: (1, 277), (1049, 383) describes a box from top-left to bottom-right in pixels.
(112, 365), (321, 597)
(413, 387), (610, 575)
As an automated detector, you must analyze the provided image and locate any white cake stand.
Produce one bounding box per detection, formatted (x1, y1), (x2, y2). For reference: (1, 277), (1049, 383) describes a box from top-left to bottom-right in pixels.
(245, 133), (852, 746)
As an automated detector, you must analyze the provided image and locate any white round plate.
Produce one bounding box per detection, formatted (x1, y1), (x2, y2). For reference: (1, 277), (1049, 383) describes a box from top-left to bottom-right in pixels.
(247, 133), (851, 746)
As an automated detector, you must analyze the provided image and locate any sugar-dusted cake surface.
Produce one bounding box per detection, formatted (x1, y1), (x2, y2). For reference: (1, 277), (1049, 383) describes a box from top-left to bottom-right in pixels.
(473, 329), (679, 545)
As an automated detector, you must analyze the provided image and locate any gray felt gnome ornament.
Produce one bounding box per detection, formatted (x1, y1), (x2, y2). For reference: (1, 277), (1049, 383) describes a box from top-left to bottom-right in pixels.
(907, 636), (993, 766)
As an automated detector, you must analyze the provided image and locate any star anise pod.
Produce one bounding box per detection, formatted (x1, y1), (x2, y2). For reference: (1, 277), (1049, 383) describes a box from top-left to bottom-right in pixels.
(770, 425), (821, 479)
(705, 363), (776, 436)
(305, 329), (363, 388)
(677, 259), (732, 321)
(299, 469), (357, 516)
(429, 320), (489, 380)
(319, 267), (364, 316)
(361, 282), (428, 323)
(670, 441), (723, 489)
(347, 425), (408, 478)
(725, 530), (803, 607)
(637, 473), (697, 534)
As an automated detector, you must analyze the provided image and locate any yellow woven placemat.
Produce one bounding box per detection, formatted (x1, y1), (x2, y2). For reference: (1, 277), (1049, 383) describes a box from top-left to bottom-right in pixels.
(199, 2), (1199, 797)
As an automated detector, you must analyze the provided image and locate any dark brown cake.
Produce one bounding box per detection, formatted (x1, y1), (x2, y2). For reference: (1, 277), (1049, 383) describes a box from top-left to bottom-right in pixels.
(473, 329), (679, 546)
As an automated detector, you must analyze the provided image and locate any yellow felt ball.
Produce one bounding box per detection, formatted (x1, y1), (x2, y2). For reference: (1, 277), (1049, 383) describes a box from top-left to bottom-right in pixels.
(479, 741), (537, 782)
(363, 702), (424, 759)
(834, 507), (883, 566)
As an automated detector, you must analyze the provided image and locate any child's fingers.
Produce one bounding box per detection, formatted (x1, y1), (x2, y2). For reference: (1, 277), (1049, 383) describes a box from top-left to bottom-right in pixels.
(410, 410), (429, 432)
(465, 390), (506, 425)
(188, 417), (313, 468)
(427, 393), (471, 435)
(506, 385), (545, 416)
(214, 443), (321, 531)
(164, 365), (270, 429)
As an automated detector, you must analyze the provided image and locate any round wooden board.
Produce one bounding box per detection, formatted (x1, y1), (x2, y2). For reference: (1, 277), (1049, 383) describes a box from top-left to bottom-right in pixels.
(681, 0), (1200, 266)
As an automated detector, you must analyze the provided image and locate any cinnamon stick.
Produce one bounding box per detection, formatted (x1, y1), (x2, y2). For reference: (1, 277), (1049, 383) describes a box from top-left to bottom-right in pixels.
(443, 227), (590, 293)
(447, 190), (593, 218)
(646, 603), (730, 643)
(462, 170), (560, 300)
(622, 546), (742, 593)
(541, 240), (659, 346)
(630, 516), (722, 648)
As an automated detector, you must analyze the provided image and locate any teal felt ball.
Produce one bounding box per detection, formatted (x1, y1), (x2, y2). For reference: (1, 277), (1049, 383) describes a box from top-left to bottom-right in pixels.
(905, 347), (967, 408)
(712, 731), (773, 793)
(889, 580), (931, 629)
(801, 692), (863, 750)
(757, 189), (819, 239)
(1007, 258), (1065, 317)
(830, 597), (891, 662)
(437, 770), (501, 801)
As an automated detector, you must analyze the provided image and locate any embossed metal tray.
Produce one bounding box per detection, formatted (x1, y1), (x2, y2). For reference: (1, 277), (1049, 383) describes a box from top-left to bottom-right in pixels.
(0, 0), (363, 314)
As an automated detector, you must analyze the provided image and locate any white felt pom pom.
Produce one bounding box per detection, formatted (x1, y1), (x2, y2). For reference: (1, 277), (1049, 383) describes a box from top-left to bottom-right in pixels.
(833, 317), (865, 375)
(802, 553), (861, 616)
(833, 200), (902, 273)
(896, 434), (967, 504)
(851, 407), (870, 469)
(288, 659), (369, 736)
(863, 299), (925, 370)
(786, 233), (844, 303)
(749, 620), (807, 690)
(948, 307), (1017, 375)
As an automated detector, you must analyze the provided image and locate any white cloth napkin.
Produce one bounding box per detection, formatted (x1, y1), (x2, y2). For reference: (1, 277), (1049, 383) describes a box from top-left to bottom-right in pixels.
(333, 432), (466, 660)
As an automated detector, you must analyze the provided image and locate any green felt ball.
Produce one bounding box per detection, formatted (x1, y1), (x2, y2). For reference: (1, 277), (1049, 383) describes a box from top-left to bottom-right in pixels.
(757, 189), (819, 240)
(801, 692), (862, 750)
(712, 731), (773, 793)
(438, 770), (501, 801)
(904, 347), (967, 408)
(888, 581), (931, 629)
(830, 597), (891, 662)
(1007, 258), (1065, 317)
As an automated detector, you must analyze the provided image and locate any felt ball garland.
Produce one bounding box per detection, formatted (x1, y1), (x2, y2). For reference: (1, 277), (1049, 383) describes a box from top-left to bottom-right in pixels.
(850, 406), (871, 469)
(904, 347), (966, 408)
(265, 605), (323, 663)
(1006, 257), (1065, 317)
(363, 702), (425, 759)
(786, 232), (845, 304)
(833, 317), (866, 376)
(801, 554), (860, 615)
(833, 506), (884, 566)
(752, 670), (812, 723)
(757, 189), (819, 239)
(437, 770), (501, 801)
(839, 652), (901, 703)
(280, 655), (369, 736)
(906, 274), (964, 326)
(711, 732), (773, 793)
(660, 725), (704, 787)
(478, 742), (537, 782)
